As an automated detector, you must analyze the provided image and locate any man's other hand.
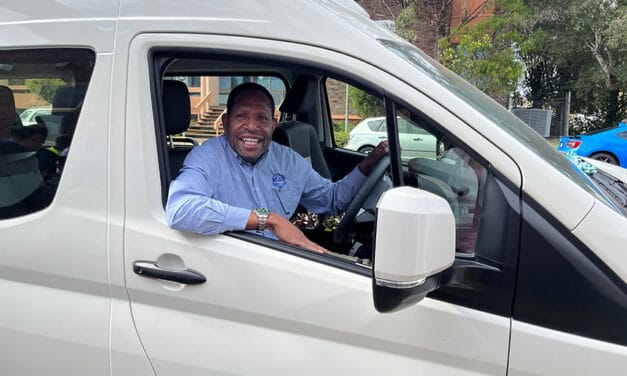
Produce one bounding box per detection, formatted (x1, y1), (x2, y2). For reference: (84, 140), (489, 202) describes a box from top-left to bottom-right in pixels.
(358, 140), (389, 176)
(267, 213), (329, 254)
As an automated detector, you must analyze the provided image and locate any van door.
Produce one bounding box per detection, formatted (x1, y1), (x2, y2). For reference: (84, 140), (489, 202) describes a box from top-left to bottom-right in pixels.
(122, 34), (520, 375)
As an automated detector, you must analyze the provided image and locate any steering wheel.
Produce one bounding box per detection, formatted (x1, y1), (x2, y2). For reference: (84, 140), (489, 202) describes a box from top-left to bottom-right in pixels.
(333, 155), (390, 244)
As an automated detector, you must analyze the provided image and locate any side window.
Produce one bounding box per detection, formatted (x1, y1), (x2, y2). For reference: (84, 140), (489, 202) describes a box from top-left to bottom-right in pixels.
(395, 107), (519, 315)
(324, 78), (385, 153)
(400, 113), (486, 254)
(0, 48), (94, 220)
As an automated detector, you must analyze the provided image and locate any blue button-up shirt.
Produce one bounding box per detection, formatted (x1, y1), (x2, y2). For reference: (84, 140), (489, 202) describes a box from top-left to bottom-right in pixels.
(166, 135), (367, 237)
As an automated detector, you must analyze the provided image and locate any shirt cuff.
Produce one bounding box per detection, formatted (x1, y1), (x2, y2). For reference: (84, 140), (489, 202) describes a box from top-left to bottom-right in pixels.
(348, 165), (368, 185)
(223, 206), (252, 232)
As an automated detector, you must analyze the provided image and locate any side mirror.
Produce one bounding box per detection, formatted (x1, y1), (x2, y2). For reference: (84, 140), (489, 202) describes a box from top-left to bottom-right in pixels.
(373, 186), (455, 312)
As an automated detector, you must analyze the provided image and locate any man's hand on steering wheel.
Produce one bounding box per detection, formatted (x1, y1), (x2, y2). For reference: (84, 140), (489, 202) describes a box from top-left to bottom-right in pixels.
(358, 140), (389, 176)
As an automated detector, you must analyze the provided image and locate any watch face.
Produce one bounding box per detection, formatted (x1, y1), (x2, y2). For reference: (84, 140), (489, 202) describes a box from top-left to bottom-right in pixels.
(256, 207), (269, 215)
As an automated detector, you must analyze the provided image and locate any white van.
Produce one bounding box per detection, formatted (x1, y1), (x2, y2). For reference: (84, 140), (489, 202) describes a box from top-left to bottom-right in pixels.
(0, 1), (625, 375)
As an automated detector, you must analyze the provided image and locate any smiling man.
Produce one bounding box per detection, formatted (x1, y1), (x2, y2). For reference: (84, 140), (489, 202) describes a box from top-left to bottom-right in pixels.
(166, 82), (387, 253)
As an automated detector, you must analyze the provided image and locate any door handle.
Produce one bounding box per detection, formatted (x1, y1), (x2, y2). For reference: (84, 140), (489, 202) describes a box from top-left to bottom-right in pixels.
(133, 260), (206, 285)
(412, 137), (423, 142)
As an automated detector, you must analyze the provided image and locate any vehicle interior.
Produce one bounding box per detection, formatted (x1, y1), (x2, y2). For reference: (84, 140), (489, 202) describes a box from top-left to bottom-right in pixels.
(153, 51), (513, 289)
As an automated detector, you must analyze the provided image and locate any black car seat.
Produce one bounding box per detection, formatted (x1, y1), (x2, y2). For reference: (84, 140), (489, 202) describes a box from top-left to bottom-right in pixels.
(162, 79), (194, 180)
(0, 85), (21, 140)
(273, 75), (332, 179)
(50, 84), (87, 138)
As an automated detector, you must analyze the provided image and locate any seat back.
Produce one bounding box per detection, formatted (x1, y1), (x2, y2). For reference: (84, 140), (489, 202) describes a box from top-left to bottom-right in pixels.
(162, 80), (193, 179)
(274, 75), (331, 179)
(0, 85), (20, 141)
(52, 84), (87, 136)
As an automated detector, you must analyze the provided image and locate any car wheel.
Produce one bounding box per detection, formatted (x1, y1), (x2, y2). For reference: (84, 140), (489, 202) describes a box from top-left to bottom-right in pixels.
(358, 146), (375, 154)
(590, 152), (618, 165)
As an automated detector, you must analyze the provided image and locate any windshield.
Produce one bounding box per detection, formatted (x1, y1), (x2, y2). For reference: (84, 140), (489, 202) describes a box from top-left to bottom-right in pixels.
(378, 39), (618, 210)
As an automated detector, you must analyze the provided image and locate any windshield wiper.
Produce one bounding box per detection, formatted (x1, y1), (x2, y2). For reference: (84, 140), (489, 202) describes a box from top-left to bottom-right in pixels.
(588, 171), (627, 209)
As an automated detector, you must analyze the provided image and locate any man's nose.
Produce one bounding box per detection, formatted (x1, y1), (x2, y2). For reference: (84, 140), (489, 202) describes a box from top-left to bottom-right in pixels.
(243, 118), (260, 130)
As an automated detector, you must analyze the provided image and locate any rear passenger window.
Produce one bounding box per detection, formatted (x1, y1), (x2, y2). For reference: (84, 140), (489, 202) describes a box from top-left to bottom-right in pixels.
(0, 48), (94, 219)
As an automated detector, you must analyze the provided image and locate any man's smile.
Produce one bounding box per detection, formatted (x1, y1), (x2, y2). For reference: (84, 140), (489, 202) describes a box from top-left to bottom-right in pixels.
(240, 136), (262, 146)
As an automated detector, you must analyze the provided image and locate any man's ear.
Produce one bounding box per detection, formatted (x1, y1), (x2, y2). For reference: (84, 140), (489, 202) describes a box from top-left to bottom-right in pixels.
(221, 112), (229, 131)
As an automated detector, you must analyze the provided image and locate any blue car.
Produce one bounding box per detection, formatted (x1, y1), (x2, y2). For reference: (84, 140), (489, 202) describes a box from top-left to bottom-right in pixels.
(557, 122), (627, 167)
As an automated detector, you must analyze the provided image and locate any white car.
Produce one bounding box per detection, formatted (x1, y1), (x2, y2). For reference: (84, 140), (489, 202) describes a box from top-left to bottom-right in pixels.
(345, 116), (437, 160)
(0, 1), (625, 375)
(18, 106), (52, 126)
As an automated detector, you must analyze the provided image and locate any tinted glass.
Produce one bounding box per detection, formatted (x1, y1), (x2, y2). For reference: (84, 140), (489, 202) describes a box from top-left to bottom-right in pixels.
(0, 48), (94, 219)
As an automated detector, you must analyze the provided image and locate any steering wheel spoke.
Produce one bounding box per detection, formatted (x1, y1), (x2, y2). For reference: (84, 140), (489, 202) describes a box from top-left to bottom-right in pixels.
(333, 155), (391, 244)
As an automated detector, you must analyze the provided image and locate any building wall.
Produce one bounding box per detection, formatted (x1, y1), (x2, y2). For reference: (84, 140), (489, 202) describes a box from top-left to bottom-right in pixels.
(450, 0), (493, 30)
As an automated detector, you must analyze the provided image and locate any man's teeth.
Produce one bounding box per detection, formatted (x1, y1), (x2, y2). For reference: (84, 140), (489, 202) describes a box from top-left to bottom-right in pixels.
(242, 137), (260, 145)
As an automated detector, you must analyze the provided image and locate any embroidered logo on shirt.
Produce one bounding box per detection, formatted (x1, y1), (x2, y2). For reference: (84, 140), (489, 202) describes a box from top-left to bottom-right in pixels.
(272, 173), (287, 189)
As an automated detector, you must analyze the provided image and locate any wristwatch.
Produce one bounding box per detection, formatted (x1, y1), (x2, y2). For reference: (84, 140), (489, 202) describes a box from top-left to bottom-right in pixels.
(254, 207), (269, 233)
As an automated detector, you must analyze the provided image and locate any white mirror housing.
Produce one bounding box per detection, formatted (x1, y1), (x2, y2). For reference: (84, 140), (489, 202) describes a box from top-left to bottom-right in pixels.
(374, 186), (455, 289)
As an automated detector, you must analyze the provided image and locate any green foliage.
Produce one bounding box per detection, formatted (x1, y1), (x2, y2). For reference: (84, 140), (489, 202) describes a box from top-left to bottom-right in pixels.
(522, 0), (627, 127)
(439, 0), (526, 98)
(348, 86), (384, 119)
(24, 78), (64, 104)
(395, 5), (417, 42)
(333, 130), (348, 147)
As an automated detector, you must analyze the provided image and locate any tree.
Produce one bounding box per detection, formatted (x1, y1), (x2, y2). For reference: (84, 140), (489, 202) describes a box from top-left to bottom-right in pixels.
(25, 78), (64, 104)
(438, 0), (527, 99)
(393, 0), (491, 57)
(523, 0), (627, 127)
(348, 86), (384, 119)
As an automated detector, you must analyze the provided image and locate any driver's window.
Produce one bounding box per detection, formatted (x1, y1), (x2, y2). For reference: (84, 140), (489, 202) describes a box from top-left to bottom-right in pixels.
(398, 112), (486, 255)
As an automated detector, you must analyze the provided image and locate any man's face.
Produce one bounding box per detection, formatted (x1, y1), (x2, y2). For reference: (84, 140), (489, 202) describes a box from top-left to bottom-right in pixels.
(223, 90), (276, 163)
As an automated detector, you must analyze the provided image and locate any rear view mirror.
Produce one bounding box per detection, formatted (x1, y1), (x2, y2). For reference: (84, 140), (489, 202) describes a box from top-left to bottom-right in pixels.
(373, 186), (455, 312)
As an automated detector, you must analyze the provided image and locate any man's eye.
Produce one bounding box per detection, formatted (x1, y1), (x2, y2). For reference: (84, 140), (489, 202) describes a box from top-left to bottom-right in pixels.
(236, 114), (246, 120)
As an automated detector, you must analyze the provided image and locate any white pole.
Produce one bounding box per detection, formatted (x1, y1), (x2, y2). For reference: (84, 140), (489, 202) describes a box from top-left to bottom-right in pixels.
(344, 84), (349, 133)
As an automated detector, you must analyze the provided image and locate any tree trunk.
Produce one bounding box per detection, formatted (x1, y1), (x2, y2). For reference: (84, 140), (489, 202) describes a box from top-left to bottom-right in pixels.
(606, 89), (620, 127)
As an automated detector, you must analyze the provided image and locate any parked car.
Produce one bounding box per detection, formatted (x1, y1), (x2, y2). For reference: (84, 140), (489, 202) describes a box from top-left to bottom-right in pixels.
(1, 1), (626, 375)
(557, 122), (627, 167)
(345, 116), (437, 160)
(18, 106), (52, 126)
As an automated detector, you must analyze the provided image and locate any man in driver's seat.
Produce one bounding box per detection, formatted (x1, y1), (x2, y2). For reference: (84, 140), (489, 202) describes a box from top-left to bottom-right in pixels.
(166, 83), (388, 254)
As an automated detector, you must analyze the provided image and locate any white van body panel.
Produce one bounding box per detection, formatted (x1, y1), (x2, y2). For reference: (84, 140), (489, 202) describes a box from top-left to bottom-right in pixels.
(509, 321), (627, 375)
(0, 51), (114, 374)
(573, 200), (627, 280)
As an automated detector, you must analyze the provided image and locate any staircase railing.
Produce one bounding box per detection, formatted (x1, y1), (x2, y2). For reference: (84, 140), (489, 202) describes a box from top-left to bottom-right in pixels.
(193, 89), (213, 123)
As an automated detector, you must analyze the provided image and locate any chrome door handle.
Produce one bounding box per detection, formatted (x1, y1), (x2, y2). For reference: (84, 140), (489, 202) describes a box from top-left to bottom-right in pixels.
(133, 260), (206, 285)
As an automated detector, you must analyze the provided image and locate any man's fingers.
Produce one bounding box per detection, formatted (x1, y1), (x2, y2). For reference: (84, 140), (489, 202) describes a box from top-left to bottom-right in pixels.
(304, 241), (328, 254)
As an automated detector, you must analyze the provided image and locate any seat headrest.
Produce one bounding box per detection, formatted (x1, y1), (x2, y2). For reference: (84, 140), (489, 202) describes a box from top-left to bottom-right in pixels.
(163, 80), (191, 136)
(279, 75), (317, 114)
(52, 85), (87, 109)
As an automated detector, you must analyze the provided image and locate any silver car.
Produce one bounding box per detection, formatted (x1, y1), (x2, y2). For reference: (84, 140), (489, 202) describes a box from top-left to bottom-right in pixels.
(344, 116), (437, 160)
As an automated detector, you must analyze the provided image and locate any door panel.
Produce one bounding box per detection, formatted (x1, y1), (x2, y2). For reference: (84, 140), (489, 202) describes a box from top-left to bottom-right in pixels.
(125, 225), (511, 375)
(123, 34), (514, 375)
